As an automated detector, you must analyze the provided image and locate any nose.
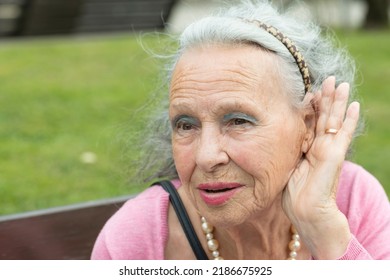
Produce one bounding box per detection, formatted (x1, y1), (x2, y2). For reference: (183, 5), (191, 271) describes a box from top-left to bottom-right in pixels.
(195, 125), (229, 173)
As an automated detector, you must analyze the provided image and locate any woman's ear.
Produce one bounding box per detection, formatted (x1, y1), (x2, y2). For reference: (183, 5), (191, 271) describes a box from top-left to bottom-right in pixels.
(301, 92), (316, 154)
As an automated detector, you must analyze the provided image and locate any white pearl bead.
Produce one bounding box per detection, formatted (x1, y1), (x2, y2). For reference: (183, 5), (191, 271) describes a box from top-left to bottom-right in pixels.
(288, 240), (301, 251)
(201, 222), (214, 234)
(289, 251), (298, 258)
(206, 233), (214, 240)
(212, 250), (220, 258)
(201, 217), (206, 223)
(292, 234), (300, 241)
(214, 256), (224, 260)
(207, 239), (219, 251)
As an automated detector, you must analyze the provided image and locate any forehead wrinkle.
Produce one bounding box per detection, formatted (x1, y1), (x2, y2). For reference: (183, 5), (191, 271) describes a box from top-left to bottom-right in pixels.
(170, 58), (260, 97)
(169, 45), (284, 114)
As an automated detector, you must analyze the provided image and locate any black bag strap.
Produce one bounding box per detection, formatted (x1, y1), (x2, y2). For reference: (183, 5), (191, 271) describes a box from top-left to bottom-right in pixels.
(153, 180), (209, 260)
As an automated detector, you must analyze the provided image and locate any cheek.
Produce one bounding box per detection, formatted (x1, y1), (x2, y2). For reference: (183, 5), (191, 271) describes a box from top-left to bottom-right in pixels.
(278, 116), (306, 162)
(228, 126), (303, 185)
(172, 142), (195, 183)
(227, 134), (275, 175)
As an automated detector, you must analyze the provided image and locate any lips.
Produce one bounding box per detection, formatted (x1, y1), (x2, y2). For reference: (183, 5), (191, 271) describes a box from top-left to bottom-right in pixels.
(197, 182), (244, 206)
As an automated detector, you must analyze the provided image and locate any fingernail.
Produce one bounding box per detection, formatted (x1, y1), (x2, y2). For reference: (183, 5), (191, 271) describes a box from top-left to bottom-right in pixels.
(338, 82), (350, 95)
(327, 76), (336, 83)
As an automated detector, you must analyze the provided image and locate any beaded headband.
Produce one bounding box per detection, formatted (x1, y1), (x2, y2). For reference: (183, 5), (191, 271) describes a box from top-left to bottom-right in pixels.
(244, 19), (312, 93)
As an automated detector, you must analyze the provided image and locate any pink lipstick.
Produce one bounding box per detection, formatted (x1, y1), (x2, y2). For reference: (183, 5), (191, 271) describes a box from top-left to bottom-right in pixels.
(197, 182), (244, 206)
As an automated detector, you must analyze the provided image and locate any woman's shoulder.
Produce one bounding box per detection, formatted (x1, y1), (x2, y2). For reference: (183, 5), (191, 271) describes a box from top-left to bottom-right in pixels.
(91, 179), (181, 259)
(111, 182), (171, 226)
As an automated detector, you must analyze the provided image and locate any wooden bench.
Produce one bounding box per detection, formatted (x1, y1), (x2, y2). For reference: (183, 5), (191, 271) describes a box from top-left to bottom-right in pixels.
(0, 195), (135, 259)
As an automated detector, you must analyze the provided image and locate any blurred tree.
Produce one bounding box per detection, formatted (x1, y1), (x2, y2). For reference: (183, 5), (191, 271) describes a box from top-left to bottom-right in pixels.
(364, 0), (389, 28)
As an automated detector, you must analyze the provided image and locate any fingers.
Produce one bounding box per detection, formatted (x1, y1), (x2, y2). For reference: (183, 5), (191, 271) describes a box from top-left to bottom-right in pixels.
(316, 76), (351, 136)
(326, 82), (349, 131)
(311, 76), (360, 162)
(340, 101), (360, 146)
(316, 76), (336, 134)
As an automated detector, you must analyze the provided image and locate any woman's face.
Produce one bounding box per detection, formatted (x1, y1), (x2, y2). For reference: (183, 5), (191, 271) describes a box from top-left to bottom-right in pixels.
(169, 44), (311, 227)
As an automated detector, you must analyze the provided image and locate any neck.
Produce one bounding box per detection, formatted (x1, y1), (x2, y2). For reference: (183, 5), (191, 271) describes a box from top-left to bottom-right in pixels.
(177, 187), (306, 260)
(214, 207), (292, 259)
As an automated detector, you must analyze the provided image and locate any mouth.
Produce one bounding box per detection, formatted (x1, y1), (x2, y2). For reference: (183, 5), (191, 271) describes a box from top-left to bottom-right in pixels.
(203, 188), (235, 193)
(197, 182), (244, 206)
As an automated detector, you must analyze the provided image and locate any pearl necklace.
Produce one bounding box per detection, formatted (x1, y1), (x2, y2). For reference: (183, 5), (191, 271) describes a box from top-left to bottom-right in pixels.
(201, 216), (301, 260)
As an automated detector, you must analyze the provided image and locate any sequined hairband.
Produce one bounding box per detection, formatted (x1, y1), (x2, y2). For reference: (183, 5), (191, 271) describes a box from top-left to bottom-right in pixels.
(244, 19), (312, 93)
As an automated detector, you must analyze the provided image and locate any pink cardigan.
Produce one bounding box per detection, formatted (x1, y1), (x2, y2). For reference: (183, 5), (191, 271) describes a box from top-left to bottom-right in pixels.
(91, 161), (390, 260)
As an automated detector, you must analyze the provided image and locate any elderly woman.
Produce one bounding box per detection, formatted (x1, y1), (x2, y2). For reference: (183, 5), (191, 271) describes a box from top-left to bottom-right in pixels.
(91, 0), (390, 260)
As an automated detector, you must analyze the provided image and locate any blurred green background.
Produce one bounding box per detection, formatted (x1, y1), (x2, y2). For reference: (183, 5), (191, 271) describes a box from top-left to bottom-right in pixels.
(0, 29), (389, 215)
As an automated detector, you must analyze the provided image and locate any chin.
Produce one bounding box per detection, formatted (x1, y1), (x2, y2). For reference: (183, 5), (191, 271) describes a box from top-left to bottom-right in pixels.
(200, 202), (254, 229)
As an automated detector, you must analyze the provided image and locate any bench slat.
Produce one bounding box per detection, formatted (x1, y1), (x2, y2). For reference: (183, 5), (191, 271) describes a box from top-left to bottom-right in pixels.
(0, 195), (134, 260)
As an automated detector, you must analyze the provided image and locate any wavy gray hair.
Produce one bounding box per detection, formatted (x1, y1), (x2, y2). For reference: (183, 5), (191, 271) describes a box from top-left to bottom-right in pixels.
(132, 0), (361, 182)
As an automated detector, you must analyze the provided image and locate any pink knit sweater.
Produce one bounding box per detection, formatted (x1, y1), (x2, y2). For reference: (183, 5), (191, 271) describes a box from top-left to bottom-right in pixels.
(91, 161), (390, 260)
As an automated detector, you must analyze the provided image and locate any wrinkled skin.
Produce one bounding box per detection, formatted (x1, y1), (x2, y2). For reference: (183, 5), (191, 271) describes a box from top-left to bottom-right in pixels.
(166, 44), (360, 260)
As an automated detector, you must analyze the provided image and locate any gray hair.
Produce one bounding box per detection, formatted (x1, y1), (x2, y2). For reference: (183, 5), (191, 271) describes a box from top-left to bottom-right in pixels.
(133, 0), (362, 182)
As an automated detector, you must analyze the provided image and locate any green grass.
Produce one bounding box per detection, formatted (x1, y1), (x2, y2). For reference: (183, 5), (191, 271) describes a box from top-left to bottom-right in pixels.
(0, 30), (389, 215)
(0, 34), (160, 214)
(337, 30), (390, 193)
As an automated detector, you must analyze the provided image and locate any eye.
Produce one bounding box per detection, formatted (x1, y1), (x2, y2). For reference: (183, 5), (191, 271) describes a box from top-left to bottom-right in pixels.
(176, 121), (194, 131)
(223, 113), (258, 128)
(171, 115), (198, 134)
(231, 118), (250, 126)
